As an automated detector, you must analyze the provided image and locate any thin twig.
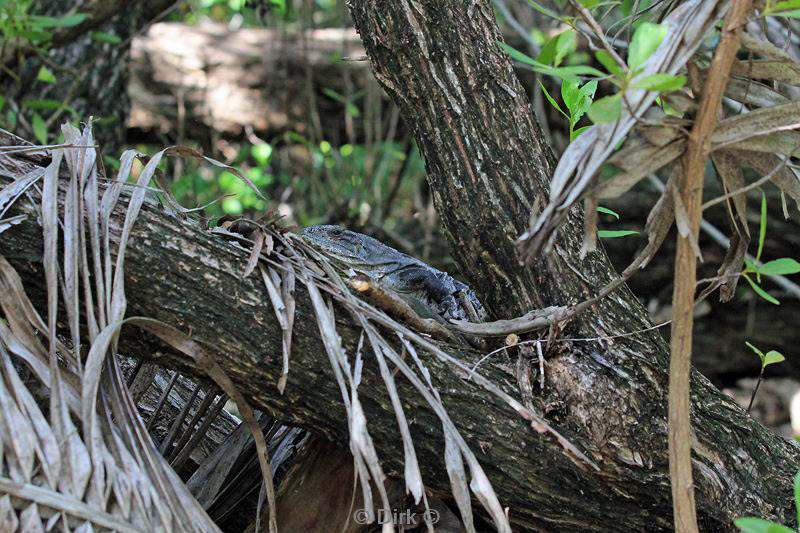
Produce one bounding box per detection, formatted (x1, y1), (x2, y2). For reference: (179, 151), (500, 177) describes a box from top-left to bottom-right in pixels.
(569, 0), (629, 74)
(668, 2), (752, 532)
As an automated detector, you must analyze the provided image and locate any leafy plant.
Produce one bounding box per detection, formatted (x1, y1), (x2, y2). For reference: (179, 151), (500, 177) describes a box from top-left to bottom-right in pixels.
(735, 470), (799, 532)
(596, 205), (639, 239)
(540, 79), (597, 140)
(587, 22), (686, 123)
(743, 341), (786, 413)
(742, 192), (800, 305)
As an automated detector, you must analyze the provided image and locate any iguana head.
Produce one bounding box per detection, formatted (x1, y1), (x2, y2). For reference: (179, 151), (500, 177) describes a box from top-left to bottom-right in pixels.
(300, 225), (375, 267)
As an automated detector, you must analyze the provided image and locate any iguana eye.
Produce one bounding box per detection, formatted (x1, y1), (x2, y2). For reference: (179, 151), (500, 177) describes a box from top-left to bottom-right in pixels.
(330, 227), (343, 237)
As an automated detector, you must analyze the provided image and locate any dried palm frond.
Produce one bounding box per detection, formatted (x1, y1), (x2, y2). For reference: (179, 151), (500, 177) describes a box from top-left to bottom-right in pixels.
(0, 121), (594, 533)
(0, 123), (220, 532)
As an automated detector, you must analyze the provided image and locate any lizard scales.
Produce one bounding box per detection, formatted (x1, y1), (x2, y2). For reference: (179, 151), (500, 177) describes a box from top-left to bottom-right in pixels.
(301, 225), (486, 323)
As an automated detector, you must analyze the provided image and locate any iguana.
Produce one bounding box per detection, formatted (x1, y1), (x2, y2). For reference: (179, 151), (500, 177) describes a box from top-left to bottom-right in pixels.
(300, 225), (487, 324)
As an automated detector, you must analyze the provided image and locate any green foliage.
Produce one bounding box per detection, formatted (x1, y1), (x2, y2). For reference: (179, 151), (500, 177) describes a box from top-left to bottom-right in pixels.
(501, 9), (685, 129)
(321, 88), (363, 118)
(587, 22), (685, 123)
(539, 79), (596, 140)
(742, 192), (800, 305)
(537, 30), (576, 67)
(764, 0), (800, 18)
(499, 41), (604, 84)
(164, 133), (425, 226)
(627, 22), (667, 70)
(734, 471), (799, 532)
(598, 229), (638, 238)
(587, 93), (622, 124)
(0, 2), (86, 48)
(745, 342), (786, 371)
(597, 206), (619, 219)
(596, 206), (638, 239)
(31, 112), (47, 144)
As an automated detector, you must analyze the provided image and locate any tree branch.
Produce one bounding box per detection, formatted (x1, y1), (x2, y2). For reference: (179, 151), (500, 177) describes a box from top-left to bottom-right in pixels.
(669, 2), (752, 531)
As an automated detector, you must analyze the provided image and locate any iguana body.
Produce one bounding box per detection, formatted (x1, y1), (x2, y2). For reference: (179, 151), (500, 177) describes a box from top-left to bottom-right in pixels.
(300, 225), (486, 323)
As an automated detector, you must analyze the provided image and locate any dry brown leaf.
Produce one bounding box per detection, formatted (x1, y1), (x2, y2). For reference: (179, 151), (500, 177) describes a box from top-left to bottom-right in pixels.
(731, 149), (800, 211)
(710, 150), (749, 239)
(242, 229), (265, 278)
(730, 59), (800, 84)
(711, 100), (800, 149)
(598, 139), (686, 199)
(724, 77), (789, 108)
(0, 167), (43, 217)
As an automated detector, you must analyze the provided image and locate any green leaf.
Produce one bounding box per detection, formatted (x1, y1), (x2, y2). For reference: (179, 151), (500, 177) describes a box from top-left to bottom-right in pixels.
(554, 30), (576, 67)
(537, 34), (560, 66)
(595, 49), (624, 77)
(588, 93), (622, 123)
(772, 0), (800, 11)
(500, 41), (538, 65)
(251, 143), (273, 165)
(561, 80), (580, 113)
(524, 0), (563, 21)
(0, 95), (4, 113)
(758, 258), (800, 276)
(345, 102), (361, 118)
(5, 110), (17, 129)
(29, 13), (87, 29)
(628, 22), (667, 69)
(547, 64), (605, 83)
(90, 31), (122, 44)
(571, 80), (597, 126)
(598, 229), (638, 238)
(571, 125), (592, 140)
(31, 112), (47, 144)
(773, 0), (800, 8)
(597, 206), (620, 219)
(36, 65), (55, 83)
(734, 516), (795, 533)
(633, 73), (686, 91)
(14, 29), (52, 42)
(743, 274), (780, 305)
(499, 42), (603, 82)
(795, 470), (800, 528)
(757, 191), (767, 263)
(763, 351), (785, 367)
(539, 81), (567, 118)
(745, 341), (765, 361)
(22, 98), (62, 110)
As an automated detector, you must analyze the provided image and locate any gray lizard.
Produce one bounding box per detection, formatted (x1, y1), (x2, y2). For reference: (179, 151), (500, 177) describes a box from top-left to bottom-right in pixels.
(300, 225), (486, 323)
